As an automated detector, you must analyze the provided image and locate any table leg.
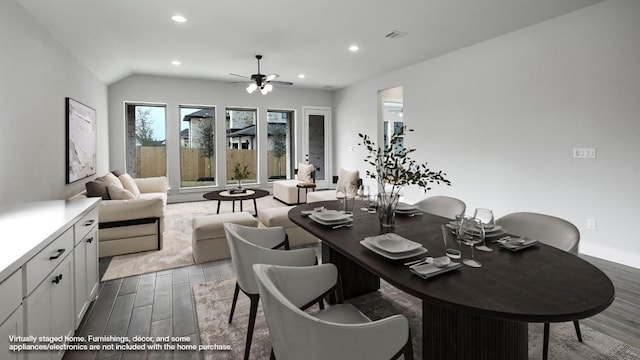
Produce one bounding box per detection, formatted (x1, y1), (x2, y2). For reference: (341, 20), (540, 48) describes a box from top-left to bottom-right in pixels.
(240, 200), (243, 212)
(322, 243), (379, 300)
(422, 301), (528, 360)
(253, 199), (258, 217)
(232, 201), (235, 212)
(217, 201), (221, 214)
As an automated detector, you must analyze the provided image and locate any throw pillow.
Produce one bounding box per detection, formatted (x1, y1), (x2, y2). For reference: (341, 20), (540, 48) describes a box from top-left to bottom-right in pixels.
(297, 163), (315, 183)
(111, 170), (124, 177)
(85, 178), (110, 200)
(102, 172), (122, 187)
(107, 183), (136, 200)
(118, 173), (141, 197)
(336, 168), (360, 196)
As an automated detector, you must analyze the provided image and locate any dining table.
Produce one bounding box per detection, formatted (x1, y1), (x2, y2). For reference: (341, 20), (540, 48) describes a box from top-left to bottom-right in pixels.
(288, 200), (615, 360)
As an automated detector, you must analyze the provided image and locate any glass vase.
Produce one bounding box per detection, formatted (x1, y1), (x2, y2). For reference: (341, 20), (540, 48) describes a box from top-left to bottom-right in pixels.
(377, 193), (399, 227)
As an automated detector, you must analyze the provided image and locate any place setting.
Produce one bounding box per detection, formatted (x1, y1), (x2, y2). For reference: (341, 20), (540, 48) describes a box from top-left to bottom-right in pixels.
(360, 233), (428, 260)
(394, 202), (423, 217)
(301, 206), (354, 229)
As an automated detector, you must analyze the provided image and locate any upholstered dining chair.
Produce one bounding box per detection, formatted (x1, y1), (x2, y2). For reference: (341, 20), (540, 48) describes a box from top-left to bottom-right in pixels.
(414, 196), (466, 219)
(495, 212), (581, 360)
(253, 263), (414, 360)
(223, 223), (318, 360)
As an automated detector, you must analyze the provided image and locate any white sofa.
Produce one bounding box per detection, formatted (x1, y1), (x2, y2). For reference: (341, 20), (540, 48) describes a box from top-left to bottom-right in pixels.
(72, 174), (168, 257)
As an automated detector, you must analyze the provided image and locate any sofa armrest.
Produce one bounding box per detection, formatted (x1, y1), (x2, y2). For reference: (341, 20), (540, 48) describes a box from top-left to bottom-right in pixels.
(134, 176), (168, 194)
(99, 196), (165, 223)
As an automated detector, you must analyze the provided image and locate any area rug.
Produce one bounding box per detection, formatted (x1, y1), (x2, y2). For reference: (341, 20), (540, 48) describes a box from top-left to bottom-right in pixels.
(193, 277), (640, 360)
(101, 196), (286, 281)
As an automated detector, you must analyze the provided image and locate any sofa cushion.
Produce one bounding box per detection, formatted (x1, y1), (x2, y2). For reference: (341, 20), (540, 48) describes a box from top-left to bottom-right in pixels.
(337, 168), (360, 196)
(86, 178), (110, 200)
(108, 183), (136, 200)
(102, 172), (122, 187)
(119, 173), (141, 197)
(297, 163), (315, 183)
(111, 169), (124, 177)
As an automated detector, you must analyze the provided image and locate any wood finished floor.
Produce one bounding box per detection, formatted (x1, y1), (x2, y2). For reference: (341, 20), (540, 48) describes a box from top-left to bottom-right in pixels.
(63, 252), (639, 360)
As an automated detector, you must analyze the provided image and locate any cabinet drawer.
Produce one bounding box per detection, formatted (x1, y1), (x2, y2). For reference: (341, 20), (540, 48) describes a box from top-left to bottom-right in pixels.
(25, 227), (73, 296)
(0, 269), (22, 325)
(74, 207), (99, 245)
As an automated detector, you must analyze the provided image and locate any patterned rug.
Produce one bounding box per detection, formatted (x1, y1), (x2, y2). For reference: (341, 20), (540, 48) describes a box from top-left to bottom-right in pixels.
(193, 277), (640, 360)
(101, 196), (287, 281)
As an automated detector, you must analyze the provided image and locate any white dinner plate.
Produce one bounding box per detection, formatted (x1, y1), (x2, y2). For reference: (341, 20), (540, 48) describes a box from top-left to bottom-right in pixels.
(395, 202), (419, 212)
(311, 210), (351, 222)
(309, 214), (354, 226)
(360, 240), (427, 260)
(365, 233), (422, 253)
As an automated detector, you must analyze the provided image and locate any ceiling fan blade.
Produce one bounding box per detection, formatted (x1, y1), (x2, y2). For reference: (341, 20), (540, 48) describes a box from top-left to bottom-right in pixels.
(230, 73), (251, 80)
(264, 73), (280, 81)
(269, 80), (294, 86)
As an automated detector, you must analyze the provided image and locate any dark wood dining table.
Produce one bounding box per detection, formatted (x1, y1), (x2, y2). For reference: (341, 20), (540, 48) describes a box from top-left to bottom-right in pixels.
(288, 200), (615, 360)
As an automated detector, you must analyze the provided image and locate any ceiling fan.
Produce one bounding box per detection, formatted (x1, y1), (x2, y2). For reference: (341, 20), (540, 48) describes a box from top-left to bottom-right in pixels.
(230, 55), (293, 95)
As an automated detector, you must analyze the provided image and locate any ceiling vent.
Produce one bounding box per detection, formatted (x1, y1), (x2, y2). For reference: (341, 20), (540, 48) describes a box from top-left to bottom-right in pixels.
(385, 30), (408, 39)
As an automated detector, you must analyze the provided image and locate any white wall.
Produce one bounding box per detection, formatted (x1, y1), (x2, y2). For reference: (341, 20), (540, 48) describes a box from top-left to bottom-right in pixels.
(0, 0), (108, 204)
(108, 74), (333, 202)
(332, 0), (640, 268)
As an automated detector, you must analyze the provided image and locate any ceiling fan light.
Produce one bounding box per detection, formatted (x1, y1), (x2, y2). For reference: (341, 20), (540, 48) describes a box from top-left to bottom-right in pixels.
(246, 83), (258, 94)
(264, 83), (273, 92)
(260, 86), (270, 95)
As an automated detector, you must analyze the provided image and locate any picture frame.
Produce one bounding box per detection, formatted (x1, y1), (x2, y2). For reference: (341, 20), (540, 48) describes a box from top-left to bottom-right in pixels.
(66, 97), (97, 183)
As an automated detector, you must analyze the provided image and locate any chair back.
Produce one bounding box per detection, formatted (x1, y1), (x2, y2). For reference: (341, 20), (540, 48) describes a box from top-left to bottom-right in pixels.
(495, 212), (580, 255)
(253, 263), (410, 360)
(415, 196), (466, 219)
(223, 223), (317, 294)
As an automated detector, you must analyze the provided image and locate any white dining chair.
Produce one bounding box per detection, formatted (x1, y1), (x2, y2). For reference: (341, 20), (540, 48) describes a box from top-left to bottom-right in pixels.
(414, 196), (466, 219)
(223, 223), (318, 360)
(495, 212), (581, 360)
(253, 263), (414, 360)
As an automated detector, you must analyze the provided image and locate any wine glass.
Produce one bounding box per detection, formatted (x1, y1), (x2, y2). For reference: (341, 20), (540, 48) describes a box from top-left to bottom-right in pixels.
(473, 208), (494, 252)
(458, 217), (484, 268)
(358, 184), (370, 211)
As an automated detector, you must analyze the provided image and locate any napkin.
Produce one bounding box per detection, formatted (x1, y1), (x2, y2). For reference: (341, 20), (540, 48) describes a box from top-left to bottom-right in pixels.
(410, 262), (461, 279)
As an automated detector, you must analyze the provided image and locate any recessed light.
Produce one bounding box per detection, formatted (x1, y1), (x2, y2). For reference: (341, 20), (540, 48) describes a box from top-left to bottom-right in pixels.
(171, 15), (187, 23)
(348, 44), (360, 52)
(298, 74), (305, 79)
(171, 60), (181, 66)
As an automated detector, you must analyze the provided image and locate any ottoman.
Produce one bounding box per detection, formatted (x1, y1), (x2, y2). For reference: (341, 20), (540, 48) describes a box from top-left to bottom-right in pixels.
(192, 211), (259, 263)
(258, 206), (320, 248)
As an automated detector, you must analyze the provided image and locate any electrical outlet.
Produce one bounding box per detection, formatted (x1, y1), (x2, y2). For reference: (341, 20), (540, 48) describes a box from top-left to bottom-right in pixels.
(573, 148), (597, 158)
(586, 218), (597, 230)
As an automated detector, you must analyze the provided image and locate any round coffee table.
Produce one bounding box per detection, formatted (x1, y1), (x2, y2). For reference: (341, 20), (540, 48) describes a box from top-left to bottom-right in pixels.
(203, 189), (270, 216)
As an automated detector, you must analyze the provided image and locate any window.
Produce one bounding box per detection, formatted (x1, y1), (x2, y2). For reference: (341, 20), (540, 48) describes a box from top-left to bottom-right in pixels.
(180, 106), (216, 187)
(226, 108), (257, 185)
(125, 103), (166, 177)
(267, 110), (294, 181)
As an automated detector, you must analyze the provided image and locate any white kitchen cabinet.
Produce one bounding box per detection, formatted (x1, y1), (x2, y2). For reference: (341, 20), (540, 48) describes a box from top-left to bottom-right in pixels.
(0, 198), (100, 360)
(73, 207), (99, 328)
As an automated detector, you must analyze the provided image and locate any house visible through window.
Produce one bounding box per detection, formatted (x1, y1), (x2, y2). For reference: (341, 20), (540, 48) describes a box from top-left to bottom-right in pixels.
(180, 106), (216, 188)
(125, 103), (167, 178)
(226, 108), (257, 185)
(267, 110), (294, 181)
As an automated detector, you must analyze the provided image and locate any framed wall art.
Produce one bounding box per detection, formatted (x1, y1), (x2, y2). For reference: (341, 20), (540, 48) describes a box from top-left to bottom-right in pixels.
(66, 97), (97, 183)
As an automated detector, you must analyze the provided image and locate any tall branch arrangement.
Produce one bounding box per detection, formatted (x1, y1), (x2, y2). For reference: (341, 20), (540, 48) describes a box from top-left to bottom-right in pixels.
(358, 125), (451, 199)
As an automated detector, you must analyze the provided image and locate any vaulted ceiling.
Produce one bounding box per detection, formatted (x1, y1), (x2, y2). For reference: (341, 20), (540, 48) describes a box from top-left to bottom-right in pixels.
(17, 0), (603, 89)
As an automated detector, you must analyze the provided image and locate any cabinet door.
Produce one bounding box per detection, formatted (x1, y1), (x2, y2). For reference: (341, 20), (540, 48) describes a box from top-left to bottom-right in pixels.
(26, 254), (74, 360)
(74, 227), (99, 327)
(0, 305), (24, 360)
